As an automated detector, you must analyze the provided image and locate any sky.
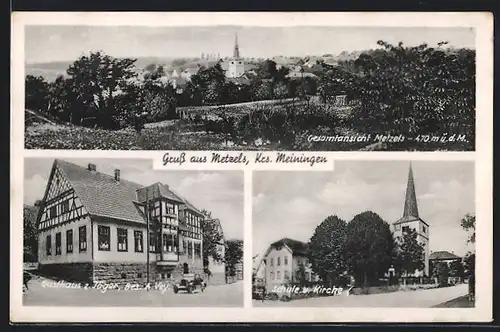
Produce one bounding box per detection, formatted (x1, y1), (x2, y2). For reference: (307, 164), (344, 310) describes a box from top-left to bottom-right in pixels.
(25, 26), (475, 64)
(24, 158), (244, 240)
(253, 161), (475, 262)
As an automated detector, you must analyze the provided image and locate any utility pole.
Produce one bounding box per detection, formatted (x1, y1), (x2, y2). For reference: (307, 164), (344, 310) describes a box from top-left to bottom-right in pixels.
(146, 186), (150, 286)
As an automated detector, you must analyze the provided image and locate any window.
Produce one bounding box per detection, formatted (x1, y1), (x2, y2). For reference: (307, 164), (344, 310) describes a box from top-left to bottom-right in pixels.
(134, 231), (143, 252)
(402, 226), (410, 234)
(66, 229), (73, 253)
(61, 200), (70, 213)
(79, 226), (87, 252)
(270, 272), (275, 280)
(165, 202), (175, 215)
(423, 226), (427, 234)
(183, 263), (189, 274)
(284, 256), (288, 265)
(46, 235), (52, 256)
(194, 242), (201, 258)
(284, 271), (290, 280)
(98, 225), (111, 251)
(121, 273), (126, 279)
(277, 257), (281, 266)
(188, 241), (193, 258)
(270, 258), (274, 267)
(149, 232), (156, 252)
(117, 228), (128, 252)
(182, 240), (187, 254)
(163, 233), (177, 253)
(49, 205), (57, 218)
(137, 273), (142, 278)
(55, 232), (62, 255)
(277, 271), (281, 280)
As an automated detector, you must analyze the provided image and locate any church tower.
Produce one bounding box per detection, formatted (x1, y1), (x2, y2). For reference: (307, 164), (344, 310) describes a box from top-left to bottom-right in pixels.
(226, 32), (245, 78)
(392, 163), (430, 276)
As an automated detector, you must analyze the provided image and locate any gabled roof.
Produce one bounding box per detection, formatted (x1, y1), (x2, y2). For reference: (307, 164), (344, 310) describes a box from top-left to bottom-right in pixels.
(56, 159), (146, 223)
(180, 198), (204, 216)
(53, 159), (198, 224)
(269, 238), (309, 256)
(429, 251), (461, 261)
(135, 182), (184, 203)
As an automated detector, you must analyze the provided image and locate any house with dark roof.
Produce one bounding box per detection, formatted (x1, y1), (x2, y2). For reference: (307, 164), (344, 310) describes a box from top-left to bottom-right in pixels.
(429, 251), (461, 262)
(257, 237), (318, 289)
(36, 159), (224, 285)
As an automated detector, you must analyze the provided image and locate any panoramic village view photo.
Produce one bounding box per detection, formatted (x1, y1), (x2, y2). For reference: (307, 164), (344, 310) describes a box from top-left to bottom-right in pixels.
(22, 158), (244, 307)
(252, 161), (476, 307)
(25, 26), (475, 151)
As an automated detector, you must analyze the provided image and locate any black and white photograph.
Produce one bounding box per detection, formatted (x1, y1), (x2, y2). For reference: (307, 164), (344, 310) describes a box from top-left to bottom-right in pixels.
(252, 161), (476, 307)
(22, 157), (244, 307)
(24, 25), (475, 151)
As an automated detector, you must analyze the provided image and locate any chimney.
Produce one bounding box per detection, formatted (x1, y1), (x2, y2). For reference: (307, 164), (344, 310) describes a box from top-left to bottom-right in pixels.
(114, 169), (120, 181)
(88, 163), (96, 171)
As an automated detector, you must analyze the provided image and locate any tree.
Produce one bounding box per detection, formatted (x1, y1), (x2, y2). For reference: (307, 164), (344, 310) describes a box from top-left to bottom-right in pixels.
(66, 51), (137, 128)
(308, 215), (347, 286)
(25, 75), (49, 112)
(201, 210), (225, 269)
(463, 252), (475, 278)
(344, 211), (395, 287)
(394, 227), (425, 278)
(436, 261), (450, 287)
(349, 41), (475, 148)
(23, 204), (39, 262)
(295, 261), (308, 285)
(449, 259), (465, 280)
(460, 213), (475, 244)
(225, 239), (243, 279)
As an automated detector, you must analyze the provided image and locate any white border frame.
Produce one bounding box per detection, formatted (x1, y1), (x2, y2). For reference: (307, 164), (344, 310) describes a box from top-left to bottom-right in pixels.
(11, 11), (493, 323)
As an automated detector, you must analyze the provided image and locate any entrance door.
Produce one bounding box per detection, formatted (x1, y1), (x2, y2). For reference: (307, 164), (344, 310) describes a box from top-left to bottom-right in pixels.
(183, 263), (189, 274)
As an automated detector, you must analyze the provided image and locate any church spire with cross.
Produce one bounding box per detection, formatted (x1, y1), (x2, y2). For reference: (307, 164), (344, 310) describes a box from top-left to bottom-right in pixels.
(403, 162), (419, 218)
(233, 32), (240, 59)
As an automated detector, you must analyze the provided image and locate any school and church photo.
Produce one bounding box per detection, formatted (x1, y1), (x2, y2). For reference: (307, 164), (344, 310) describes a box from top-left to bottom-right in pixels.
(252, 160), (475, 307)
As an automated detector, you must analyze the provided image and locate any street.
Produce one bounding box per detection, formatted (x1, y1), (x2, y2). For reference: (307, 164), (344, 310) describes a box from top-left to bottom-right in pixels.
(253, 284), (470, 307)
(23, 275), (243, 307)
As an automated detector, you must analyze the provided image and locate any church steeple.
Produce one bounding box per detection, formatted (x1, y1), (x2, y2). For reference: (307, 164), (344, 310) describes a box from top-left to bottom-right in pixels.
(403, 162), (419, 218)
(233, 32), (240, 59)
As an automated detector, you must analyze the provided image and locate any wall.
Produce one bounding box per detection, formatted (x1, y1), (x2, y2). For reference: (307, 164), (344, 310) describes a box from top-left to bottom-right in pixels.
(38, 216), (92, 265)
(92, 219), (155, 263)
(393, 219), (430, 277)
(227, 60), (245, 78)
(265, 246), (293, 289)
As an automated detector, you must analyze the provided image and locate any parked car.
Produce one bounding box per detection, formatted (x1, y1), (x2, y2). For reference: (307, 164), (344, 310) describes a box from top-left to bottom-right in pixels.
(173, 273), (206, 294)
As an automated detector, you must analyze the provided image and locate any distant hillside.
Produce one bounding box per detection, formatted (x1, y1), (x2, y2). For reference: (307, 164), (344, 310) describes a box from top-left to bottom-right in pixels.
(25, 56), (179, 82)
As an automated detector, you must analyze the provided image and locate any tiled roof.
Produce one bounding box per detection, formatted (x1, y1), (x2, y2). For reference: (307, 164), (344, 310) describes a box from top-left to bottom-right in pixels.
(429, 251), (461, 261)
(270, 238), (309, 256)
(180, 198), (204, 216)
(55, 159), (196, 224)
(56, 159), (146, 223)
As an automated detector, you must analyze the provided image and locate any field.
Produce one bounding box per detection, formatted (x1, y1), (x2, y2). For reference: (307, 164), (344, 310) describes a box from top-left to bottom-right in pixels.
(24, 97), (473, 151)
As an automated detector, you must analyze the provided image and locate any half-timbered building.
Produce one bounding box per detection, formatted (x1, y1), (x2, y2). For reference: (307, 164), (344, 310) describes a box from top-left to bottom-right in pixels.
(36, 159), (223, 285)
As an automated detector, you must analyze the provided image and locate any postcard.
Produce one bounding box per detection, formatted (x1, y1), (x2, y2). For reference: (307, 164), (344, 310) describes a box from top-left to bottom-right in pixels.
(10, 11), (493, 323)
